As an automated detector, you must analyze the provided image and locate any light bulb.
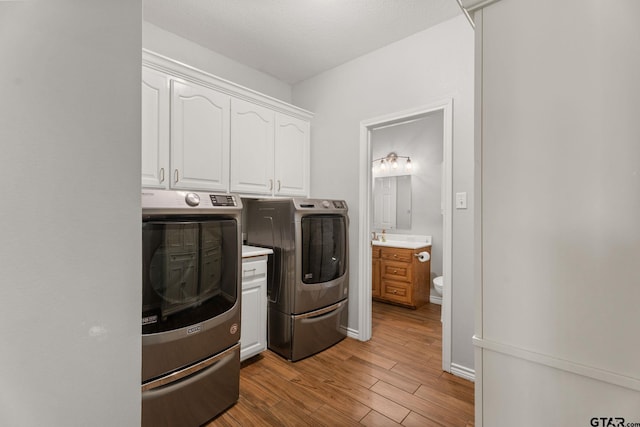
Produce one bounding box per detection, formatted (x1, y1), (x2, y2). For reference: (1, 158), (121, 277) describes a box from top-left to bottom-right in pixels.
(380, 159), (386, 170)
(391, 159), (398, 169)
(405, 158), (412, 170)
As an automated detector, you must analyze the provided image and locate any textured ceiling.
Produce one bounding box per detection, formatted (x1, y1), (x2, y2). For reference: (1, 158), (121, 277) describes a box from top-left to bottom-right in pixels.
(143, 0), (462, 84)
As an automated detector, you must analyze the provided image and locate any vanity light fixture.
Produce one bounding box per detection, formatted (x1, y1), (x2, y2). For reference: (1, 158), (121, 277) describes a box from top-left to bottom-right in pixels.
(372, 152), (412, 172)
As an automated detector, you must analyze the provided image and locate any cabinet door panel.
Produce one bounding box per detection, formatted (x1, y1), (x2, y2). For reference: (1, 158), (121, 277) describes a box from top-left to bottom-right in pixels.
(372, 257), (381, 298)
(171, 80), (230, 191)
(381, 259), (412, 283)
(381, 248), (413, 263)
(141, 68), (170, 188)
(274, 113), (309, 196)
(230, 98), (274, 194)
(241, 258), (267, 361)
(381, 280), (412, 305)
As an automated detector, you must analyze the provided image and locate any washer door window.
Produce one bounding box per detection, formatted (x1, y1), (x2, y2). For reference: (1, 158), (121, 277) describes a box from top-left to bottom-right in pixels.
(301, 215), (347, 284)
(142, 218), (238, 334)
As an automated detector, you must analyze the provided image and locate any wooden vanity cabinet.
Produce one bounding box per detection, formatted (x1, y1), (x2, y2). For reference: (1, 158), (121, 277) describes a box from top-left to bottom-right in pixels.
(373, 245), (431, 309)
(372, 246), (381, 298)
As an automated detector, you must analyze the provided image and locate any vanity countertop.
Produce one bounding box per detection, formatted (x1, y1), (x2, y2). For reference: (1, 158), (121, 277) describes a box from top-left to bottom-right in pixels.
(371, 234), (431, 250)
(242, 245), (273, 258)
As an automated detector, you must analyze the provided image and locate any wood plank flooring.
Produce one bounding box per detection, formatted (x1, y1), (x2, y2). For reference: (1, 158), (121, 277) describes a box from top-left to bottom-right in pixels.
(207, 301), (474, 426)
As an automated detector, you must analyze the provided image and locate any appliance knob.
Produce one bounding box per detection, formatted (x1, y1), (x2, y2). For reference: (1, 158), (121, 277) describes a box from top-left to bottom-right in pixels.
(322, 200), (331, 208)
(185, 192), (200, 207)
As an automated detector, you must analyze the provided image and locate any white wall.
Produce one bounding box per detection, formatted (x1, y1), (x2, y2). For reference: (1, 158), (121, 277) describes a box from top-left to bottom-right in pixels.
(476, 0), (640, 424)
(293, 15), (475, 371)
(0, 2), (141, 426)
(143, 22), (292, 103)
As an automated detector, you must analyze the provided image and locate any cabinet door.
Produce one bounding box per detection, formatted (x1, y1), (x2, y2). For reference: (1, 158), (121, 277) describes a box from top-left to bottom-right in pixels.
(230, 98), (275, 195)
(381, 259), (413, 283)
(274, 113), (309, 196)
(381, 279), (413, 305)
(171, 80), (230, 192)
(141, 67), (170, 188)
(240, 258), (267, 361)
(380, 247), (413, 263)
(372, 256), (381, 298)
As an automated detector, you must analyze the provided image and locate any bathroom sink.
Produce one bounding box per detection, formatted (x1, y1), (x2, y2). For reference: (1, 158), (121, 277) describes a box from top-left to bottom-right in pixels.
(371, 234), (431, 249)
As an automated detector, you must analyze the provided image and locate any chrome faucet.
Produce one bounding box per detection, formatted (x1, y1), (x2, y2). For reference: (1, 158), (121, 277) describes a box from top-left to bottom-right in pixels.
(371, 231), (378, 241)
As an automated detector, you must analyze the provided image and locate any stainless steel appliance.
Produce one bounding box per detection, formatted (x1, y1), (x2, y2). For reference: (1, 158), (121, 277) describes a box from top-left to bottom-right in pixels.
(246, 198), (348, 361)
(141, 190), (242, 426)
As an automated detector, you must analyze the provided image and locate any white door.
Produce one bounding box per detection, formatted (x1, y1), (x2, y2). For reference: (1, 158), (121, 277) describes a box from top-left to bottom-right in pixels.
(171, 80), (230, 192)
(230, 98), (274, 195)
(373, 176), (397, 230)
(274, 113), (309, 196)
(141, 67), (170, 188)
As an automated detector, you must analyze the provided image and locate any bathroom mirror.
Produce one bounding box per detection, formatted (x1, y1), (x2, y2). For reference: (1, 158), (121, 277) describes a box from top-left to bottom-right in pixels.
(373, 175), (411, 230)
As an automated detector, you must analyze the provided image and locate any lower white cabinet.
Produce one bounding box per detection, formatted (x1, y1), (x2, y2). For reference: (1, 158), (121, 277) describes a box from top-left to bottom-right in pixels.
(240, 255), (268, 361)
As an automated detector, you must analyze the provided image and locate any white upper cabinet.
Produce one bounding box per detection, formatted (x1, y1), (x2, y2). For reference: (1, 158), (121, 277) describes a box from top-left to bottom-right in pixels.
(275, 113), (309, 196)
(171, 80), (230, 192)
(230, 98), (275, 195)
(141, 50), (312, 196)
(231, 101), (310, 196)
(141, 67), (170, 188)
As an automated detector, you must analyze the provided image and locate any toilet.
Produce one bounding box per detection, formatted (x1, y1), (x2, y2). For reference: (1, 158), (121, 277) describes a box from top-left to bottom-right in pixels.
(433, 276), (443, 297)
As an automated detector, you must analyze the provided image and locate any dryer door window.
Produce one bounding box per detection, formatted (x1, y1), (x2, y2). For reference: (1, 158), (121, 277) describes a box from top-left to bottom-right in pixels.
(301, 215), (347, 284)
(142, 218), (238, 333)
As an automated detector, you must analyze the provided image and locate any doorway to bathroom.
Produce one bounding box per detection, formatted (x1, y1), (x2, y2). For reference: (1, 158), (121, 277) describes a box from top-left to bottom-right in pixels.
(358, 99), (453, 372)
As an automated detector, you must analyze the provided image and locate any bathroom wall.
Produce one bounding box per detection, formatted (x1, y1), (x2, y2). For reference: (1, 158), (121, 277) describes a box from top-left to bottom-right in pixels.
(371, 113), (444, 285)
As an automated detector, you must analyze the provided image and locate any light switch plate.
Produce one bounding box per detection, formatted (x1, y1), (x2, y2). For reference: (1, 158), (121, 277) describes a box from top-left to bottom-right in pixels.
(456, 192), (467, 209)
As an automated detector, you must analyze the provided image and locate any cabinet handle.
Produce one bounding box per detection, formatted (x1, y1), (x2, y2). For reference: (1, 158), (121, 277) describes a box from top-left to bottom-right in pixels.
(277, 180), (281, 192)
(269, 179), (273, 191)
(159, 168), (165, 183)
(393, 270), (398, 274)
(393, 254), (398, 258)
(392, 290), (397, 294)
(174, 169), (179, 183)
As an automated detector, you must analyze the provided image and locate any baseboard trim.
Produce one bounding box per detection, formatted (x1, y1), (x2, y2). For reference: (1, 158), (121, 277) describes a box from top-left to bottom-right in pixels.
(429, 295), (442, 305)
(346, 327), (360, 340)
(451, 363), (475, 382)
(473, 336), (640, 392)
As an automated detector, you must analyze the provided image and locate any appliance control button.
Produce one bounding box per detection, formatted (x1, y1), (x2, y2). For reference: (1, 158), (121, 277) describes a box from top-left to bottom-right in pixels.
(185, 192), (200, 207)
(322, 200), (331, 208)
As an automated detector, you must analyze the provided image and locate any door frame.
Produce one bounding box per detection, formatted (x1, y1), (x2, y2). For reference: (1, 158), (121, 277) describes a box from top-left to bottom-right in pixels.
(358, 99), (453, 372)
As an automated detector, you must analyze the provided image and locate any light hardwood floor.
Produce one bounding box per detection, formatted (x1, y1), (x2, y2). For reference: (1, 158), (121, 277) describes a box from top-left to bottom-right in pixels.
(208, 301), (474, 426)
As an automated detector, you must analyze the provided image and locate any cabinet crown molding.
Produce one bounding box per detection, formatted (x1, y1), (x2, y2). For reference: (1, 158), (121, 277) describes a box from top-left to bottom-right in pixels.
(142, 49), (313, 121)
